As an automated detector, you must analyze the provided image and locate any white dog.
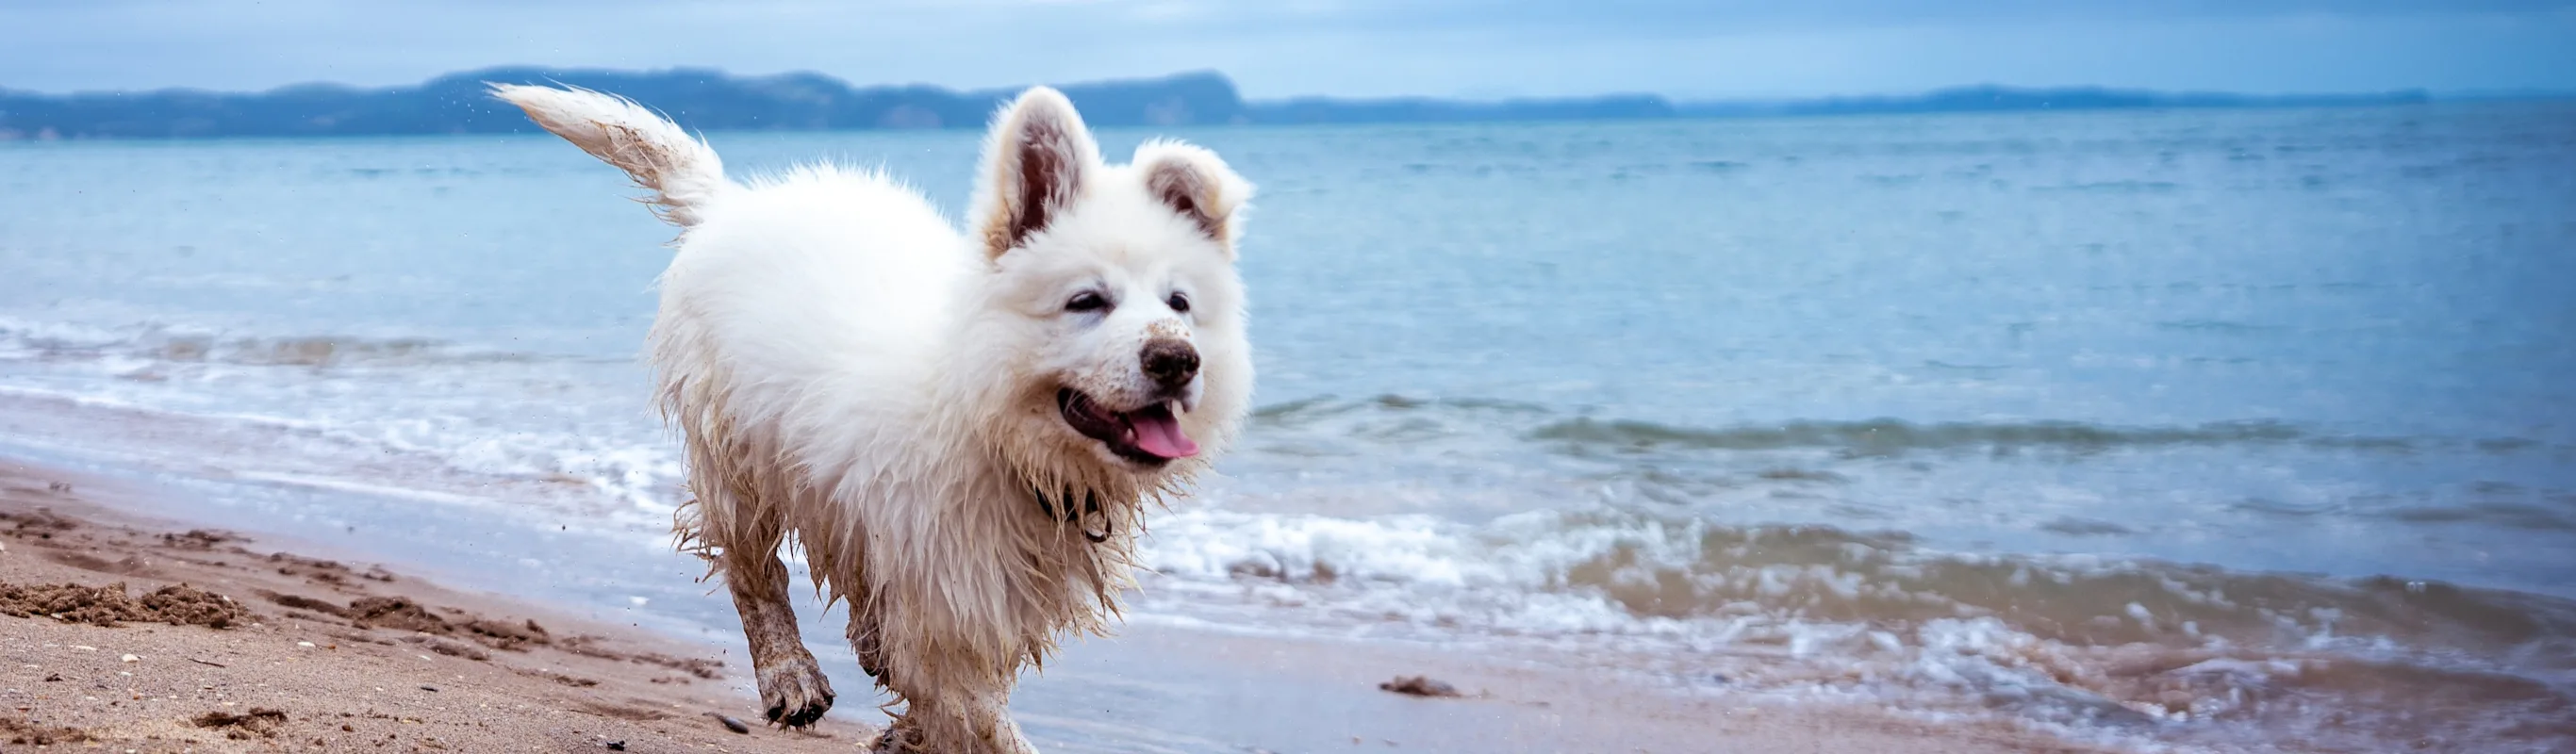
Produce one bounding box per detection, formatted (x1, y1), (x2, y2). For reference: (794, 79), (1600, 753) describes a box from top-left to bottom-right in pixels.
(494, 84), (1254, 753)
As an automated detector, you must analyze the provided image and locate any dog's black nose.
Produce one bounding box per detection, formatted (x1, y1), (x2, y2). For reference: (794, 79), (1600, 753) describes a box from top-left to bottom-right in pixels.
(1140, 340), (1199, 390)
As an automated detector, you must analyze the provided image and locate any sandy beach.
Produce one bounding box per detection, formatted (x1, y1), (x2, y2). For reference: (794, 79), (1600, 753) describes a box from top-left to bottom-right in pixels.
(0, 454), (2129, 753)
(0, 458), (877, 752)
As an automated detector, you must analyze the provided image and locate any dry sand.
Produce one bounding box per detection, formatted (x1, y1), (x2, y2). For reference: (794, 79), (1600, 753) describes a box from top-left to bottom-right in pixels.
(0, 455), (2121, 753)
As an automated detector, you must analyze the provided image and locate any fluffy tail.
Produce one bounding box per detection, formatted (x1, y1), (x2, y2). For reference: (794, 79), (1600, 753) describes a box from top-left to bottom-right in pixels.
(490, 83), (728, 227)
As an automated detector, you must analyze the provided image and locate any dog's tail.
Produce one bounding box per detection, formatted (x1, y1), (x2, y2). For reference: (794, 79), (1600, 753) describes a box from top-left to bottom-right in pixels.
(490, 83), (729, 227)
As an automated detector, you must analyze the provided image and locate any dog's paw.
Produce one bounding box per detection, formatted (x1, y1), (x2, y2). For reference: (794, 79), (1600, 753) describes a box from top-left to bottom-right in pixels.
(757, 658), (836, 728)
(867, 718), (920, 754)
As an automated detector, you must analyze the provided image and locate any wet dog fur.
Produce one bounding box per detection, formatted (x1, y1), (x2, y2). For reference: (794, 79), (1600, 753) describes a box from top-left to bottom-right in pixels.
(493, 83), (1254, 753)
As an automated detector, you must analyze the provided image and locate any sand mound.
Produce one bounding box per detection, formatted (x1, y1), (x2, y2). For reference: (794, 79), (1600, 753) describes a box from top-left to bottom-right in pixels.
(0, 581), (247, 628)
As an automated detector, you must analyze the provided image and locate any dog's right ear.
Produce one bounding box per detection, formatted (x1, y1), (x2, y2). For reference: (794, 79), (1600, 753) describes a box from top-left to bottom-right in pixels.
(971, 87), (1100, 260)
(1136, 140), (1254, 254)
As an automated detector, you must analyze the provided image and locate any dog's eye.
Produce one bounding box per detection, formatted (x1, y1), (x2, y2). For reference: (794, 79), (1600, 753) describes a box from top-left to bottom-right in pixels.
(1065, 291), (1109, 313)
(1165, 293), (1190, 314)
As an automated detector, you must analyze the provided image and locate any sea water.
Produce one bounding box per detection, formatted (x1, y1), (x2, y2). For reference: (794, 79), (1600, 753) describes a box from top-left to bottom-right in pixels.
(4, 101), (2573, 751)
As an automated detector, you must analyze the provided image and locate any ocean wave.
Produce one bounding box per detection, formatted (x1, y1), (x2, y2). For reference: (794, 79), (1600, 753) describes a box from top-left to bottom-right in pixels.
(1135, 504), (2576, 750)
(0, 317), (545, 369)
(1531, 416), (2318, 453)
(1144, 505), (2576, 651)
(0, 375), (683, 533)
(1250, 393), (1551, 425)
(1243, 394), (2556, 459)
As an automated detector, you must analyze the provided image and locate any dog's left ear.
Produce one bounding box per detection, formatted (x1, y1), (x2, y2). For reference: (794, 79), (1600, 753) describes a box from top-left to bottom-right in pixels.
(973, 87), (1101, 260)
(1135, 140), (1254, 254)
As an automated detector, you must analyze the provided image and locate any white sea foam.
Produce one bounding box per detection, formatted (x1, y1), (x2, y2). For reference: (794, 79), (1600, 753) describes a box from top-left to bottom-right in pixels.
(232, 470), (500, 506)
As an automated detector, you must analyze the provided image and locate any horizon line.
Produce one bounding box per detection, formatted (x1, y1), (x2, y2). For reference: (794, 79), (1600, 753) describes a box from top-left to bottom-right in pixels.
(5, 65), (2564, 104)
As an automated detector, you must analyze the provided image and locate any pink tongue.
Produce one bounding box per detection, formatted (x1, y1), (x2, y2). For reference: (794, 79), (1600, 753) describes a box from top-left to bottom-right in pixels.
(1125, 411), (1200, 459)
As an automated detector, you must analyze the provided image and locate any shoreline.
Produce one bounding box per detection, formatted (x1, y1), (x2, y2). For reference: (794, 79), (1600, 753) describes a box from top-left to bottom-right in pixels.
(2, 452), (2119, 753)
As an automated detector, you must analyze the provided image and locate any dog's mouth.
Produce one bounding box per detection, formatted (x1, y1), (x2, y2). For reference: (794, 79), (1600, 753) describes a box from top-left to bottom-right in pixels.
(1057, 388), (1198, 465)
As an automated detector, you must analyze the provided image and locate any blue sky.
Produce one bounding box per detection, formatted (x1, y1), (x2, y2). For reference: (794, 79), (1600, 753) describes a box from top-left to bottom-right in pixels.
(3, 1), (2571, 98)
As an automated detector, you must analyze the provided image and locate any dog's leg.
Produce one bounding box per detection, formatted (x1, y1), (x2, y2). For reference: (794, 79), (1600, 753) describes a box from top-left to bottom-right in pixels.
(697, 484), (836, 728)
(871, 647), (1036, 754)
(965, 689), (1039, 754)
(867, 713), (922, 754)
(728, 548), (836, 728)
(870, 698), (1033, 754)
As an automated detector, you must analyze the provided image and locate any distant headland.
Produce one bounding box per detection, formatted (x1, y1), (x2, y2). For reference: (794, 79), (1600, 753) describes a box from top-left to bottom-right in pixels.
(0, 67), (2443, 139)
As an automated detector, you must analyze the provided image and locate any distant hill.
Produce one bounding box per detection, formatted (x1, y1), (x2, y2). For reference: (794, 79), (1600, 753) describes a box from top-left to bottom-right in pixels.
(0, 68), (2441, 139)
(1677, 85), (2432, 118)
(0, 68), (1252, 139)
(1245, 93), (1676, 124)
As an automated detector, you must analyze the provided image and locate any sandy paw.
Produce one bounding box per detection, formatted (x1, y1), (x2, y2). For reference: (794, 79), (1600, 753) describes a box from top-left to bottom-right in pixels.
(868, 716), (923, 754)
(757, 658), (835, 728)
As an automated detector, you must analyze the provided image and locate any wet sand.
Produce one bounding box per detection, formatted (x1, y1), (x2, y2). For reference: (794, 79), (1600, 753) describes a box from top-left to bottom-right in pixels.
(1, 460), (869, 752)
(1, 455), (2118, 753)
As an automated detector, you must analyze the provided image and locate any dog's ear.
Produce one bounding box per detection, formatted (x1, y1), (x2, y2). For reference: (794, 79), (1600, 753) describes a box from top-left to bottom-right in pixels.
(1135, 140), (1254, 254)
(972, 87), (1100, 260)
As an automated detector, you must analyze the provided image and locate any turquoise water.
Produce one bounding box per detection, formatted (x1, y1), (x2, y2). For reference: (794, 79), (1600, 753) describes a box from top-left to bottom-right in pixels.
(4, 103), (2573, 751)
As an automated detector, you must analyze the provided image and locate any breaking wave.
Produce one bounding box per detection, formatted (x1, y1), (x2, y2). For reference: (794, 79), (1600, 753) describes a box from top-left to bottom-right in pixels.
(1250, 394), (2556, 458)
(0, 317), (548, 369)
(1136, 505), (2576, 751)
